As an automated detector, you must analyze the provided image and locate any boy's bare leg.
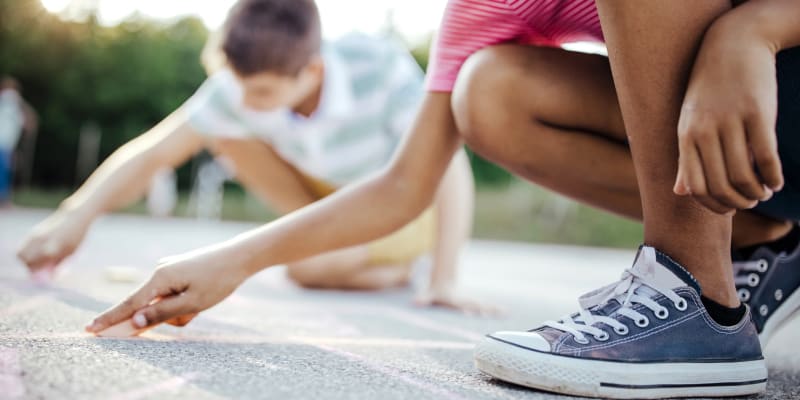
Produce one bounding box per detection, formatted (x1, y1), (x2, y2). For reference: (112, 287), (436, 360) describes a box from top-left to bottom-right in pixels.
(596, 0), (739, 305)
(209, 138), (318, 214)
(286, 247), (410, 290)
(452, 43), (792, 248)
(210, 137), (414, 290)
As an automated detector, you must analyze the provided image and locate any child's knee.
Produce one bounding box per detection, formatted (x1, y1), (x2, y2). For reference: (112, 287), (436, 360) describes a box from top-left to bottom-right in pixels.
(451, 45), (534, 150)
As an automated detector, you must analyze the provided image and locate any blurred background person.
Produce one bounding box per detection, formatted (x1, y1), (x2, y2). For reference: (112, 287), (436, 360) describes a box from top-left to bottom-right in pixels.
(0, 76), (37, 207)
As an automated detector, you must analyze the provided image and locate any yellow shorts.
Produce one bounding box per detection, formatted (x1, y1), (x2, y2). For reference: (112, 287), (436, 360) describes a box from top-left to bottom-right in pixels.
(300, 173), (436, 266)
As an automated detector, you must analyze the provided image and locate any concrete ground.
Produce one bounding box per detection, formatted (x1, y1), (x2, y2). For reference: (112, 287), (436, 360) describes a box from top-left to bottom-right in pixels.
(1, 209), (798, 400)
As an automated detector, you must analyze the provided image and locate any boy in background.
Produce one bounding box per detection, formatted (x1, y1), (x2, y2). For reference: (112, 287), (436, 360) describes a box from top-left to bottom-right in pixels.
(18, 0), (484, 312)
(0, 76), (36, 206)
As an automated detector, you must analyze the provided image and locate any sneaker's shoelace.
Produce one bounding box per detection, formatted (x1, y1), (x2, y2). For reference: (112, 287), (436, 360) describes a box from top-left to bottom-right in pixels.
(733, 259), (769, 302)
(544, 268), (686, 344)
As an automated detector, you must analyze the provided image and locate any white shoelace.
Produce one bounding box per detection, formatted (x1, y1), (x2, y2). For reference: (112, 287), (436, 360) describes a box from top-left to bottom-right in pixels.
(733, 259), (769, 287)
(544, 267), (686, 344)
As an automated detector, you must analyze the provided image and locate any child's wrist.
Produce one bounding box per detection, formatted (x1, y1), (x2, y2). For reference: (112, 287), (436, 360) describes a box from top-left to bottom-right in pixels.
(711, 3), (782, 55)
(58, 198), (97, 223)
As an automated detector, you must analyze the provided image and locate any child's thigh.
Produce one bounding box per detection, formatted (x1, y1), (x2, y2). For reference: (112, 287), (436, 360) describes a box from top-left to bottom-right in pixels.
(754, 46), (800, 221)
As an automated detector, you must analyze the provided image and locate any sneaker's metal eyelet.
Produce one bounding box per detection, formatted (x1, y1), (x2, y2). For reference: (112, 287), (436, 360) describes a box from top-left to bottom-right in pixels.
(738, 289), (751, 302)
(757, 259), (769, 273)
(748, 273), (760, 287)
(655, 307), (669, 320)
(614, 325), (629, 335)
(674, 298), (688, 311)
(574, 336), (590, 345)
(775, 289), (783, 302)
(635, 316), (650, 328)
(759, 305), (769, 316)
(593, 332), (610, 342)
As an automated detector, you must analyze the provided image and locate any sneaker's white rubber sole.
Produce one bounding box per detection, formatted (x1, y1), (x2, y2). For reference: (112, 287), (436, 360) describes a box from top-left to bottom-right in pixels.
(759, 284), (800, 347)
(474, 336), (767, 399)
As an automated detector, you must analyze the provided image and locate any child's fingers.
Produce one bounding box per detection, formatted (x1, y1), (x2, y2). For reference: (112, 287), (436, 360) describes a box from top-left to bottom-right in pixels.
(696, 132), (756, 210)
(681, 141), (731, 214)
(166, 313), (198, 327)
(746, 114), (783, 191)
(86, 279), (162, 333)
(721, 122), (769, 201)
(133, 294), (194, 328)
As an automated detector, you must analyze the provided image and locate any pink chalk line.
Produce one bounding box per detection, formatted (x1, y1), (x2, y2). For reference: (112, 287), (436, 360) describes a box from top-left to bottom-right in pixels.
(0, 296), (51, 319)
(0, 332), (473, 350)
(0, 347), (25, 399)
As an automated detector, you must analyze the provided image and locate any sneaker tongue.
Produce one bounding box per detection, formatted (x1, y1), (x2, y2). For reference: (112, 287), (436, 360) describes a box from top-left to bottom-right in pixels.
(631, 246), (702, 294)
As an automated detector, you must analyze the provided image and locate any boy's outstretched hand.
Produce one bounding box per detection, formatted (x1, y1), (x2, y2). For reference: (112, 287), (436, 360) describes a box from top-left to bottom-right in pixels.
(675, 14), (783, 214)
(85, 245), (249, 335)
(414, 286), (504, 317)
(17, 208), (92, 275)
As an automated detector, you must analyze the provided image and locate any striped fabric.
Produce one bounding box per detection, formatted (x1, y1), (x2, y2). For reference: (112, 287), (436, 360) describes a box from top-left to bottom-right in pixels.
(185, 33), (424, 187)
(427, 0), (604, 92)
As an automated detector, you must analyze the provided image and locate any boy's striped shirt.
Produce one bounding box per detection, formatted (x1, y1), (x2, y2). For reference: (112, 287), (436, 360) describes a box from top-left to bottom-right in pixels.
(186, 33), (424, 187)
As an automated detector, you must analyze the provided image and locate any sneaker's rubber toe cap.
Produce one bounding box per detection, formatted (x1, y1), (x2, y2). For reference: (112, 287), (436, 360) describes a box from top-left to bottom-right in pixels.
(487, 331), (551, 352)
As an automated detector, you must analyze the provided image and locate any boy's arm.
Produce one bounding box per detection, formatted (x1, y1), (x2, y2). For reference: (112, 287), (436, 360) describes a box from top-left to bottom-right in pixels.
(415, 149), (498, 314)
(674, 0), (800, 212)
(86, 92), (463, 333)
(17, 108), (205, 272)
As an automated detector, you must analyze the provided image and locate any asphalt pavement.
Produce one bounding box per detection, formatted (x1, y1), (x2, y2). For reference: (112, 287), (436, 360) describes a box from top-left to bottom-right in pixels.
(1, 209), (798, 399)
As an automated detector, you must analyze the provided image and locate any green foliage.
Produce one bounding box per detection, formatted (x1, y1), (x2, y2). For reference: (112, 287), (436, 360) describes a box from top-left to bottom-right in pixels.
(0, 0), (208, 188)
(1, 0), (511, 189)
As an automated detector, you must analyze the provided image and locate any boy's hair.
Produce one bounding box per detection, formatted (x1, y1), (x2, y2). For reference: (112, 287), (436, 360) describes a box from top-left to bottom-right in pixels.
(221, 0), (322, 77)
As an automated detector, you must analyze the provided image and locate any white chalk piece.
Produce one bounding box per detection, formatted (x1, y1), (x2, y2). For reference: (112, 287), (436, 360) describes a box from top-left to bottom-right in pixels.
(95, 318), (150, 338)
(104, 266), (141, 283)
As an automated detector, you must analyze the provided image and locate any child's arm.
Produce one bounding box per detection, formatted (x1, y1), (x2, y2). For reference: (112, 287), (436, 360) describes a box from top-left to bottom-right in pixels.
(17, 108), (205, 272)
(674, 0), (800, 213)
(86, 92), (463, 333)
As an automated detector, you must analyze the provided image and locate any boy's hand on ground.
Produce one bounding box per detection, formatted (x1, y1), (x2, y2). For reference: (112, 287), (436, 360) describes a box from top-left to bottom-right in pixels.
(675, 20), (783, 214)
(85, 245), (249, 334)
(17, 208), (92, 274)
(414, 286), (504, 317)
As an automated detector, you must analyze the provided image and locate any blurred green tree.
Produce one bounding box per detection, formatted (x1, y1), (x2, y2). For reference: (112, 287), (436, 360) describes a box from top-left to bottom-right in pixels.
(1, 0), (511, 190)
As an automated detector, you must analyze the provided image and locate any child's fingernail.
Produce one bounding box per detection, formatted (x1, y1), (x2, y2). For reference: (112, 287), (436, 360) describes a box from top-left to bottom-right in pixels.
(132, 313), (148, 328)
(85, 321), (99, 332)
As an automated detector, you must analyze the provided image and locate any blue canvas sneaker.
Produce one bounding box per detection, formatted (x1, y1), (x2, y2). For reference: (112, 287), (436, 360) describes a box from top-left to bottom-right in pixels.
(474, 246), (767, 399)
(734, 228), (800, 347)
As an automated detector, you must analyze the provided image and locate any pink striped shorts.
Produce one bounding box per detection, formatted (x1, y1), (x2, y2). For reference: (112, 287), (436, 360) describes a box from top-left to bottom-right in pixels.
(427, 0), (604, 92)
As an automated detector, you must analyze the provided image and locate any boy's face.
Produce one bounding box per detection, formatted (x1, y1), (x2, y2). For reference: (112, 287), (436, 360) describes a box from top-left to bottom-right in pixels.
(236, 58), (323, 112)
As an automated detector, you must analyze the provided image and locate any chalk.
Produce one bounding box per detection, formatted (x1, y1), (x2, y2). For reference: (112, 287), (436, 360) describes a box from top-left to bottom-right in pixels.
(95, 317), (151, 338)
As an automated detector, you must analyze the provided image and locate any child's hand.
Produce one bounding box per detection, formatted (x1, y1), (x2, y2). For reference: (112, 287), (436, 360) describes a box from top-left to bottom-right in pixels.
(414, 285), (504, 317)
(85, 245), (249, 334)
(17, 208), (92, 275)
(675, 17), (783, 214)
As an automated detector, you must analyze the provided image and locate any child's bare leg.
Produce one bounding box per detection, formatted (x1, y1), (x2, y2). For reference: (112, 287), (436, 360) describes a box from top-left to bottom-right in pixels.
(286, 247), (410, 290)
(451, 43), (791, 248)
(596, 0), (738, 305)
(209, 137), (318, 214)
(453, 45), (640, 219)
